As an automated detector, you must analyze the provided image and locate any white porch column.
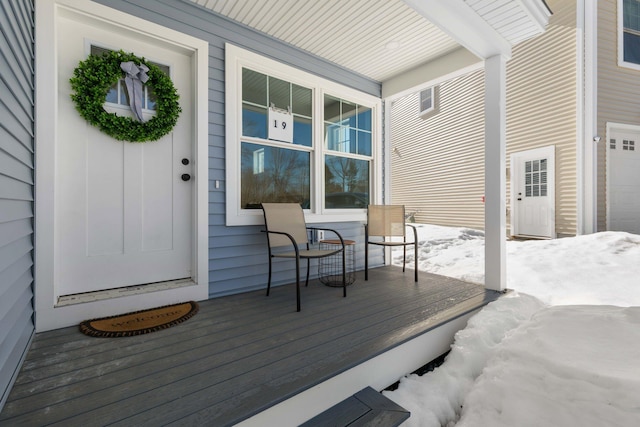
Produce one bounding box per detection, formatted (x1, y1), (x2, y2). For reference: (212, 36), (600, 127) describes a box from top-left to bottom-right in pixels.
(484, 54), (507, 292)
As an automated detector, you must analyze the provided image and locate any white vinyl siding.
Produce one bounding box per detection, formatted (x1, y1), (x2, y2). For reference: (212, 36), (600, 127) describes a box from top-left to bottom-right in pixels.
(506, 0), (577, 237)
(599, 0), (640, 231)
(391, 69), (486, 230)
(390, 0), (577, 236)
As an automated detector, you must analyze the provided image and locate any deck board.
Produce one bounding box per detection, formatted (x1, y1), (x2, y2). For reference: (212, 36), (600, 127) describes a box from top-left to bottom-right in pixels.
(0, 267), (501, 426)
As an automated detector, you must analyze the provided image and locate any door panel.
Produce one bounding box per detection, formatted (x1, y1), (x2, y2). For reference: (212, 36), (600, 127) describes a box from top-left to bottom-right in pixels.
(512, 147), (555, 238)
(608, 129), (640, 234)
(56, 16), (193, 296)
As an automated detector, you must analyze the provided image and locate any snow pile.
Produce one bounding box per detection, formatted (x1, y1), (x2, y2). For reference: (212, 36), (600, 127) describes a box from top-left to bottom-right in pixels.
(456, 304), (640, 427)
(383, 293), (544, 427)
(384, 226), (640, 426)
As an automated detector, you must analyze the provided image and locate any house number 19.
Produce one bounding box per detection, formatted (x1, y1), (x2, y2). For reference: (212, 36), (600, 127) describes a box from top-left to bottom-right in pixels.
(268, 107), (294, 143)
(274, 120), (288, 130)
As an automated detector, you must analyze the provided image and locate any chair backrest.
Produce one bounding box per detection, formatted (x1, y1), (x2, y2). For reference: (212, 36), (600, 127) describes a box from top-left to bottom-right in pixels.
(262, 203), (309, 248)
(367, 205), (406, 237)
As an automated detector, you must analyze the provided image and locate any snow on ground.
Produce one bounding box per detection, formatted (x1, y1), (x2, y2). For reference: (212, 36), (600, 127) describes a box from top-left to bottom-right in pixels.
(383, 225), (640, 427)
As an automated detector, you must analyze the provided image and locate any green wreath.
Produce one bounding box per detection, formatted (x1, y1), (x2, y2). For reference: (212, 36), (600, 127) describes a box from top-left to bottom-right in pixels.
(70, 50), (181, 142)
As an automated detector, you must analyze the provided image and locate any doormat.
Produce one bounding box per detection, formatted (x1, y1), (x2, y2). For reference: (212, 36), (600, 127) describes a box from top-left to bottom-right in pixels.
(79, 301), (199, 338)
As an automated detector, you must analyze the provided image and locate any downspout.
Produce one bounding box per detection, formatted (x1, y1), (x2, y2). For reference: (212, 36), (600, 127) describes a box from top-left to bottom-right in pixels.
(579, 0), (598, 234)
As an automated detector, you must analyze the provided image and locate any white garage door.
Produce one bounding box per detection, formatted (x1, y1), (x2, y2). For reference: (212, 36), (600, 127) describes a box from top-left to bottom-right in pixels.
(608, 127), (640, 234)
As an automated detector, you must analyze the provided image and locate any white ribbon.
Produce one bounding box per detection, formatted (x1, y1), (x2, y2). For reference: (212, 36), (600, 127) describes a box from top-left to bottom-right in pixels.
(120, 61), (150, 122)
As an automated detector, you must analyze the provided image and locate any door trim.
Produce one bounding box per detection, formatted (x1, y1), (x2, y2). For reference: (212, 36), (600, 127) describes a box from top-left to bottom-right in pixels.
(510, 145), (556, 238)
(34, 0), (209, 331)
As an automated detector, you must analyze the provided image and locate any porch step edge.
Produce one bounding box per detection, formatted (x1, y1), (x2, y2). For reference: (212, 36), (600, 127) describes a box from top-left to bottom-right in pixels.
(299, 386), (410, 427)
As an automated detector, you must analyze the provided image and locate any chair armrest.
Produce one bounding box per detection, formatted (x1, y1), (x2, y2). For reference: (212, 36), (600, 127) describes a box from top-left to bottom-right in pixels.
(262, 229), (301, 254)
(405, 223), (419, 243)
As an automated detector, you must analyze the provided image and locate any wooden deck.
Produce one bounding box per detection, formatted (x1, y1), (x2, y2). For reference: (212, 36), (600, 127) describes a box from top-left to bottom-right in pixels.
(0, 267), (501, 426)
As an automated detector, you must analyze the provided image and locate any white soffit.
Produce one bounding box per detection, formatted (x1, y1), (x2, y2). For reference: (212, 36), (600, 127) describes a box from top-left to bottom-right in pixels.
(190, 0), (550, 85)
(189, 0), (461, 82)
(464, 0), (552, 45)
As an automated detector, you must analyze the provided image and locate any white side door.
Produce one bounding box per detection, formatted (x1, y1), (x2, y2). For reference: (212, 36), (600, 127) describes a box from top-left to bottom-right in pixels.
(511, 146), (555, 238)
(608, 127), (640, 234)
(55, 15), (193, 296)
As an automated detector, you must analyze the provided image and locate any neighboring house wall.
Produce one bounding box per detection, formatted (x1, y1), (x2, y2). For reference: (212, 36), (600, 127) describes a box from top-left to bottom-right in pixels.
(390, 70), (486, 230)
(93, 0), (381, 297)
(391, 0), (578, 237)
(597, 0), (640, 232)
(0, 0), (35, 409)
(506, 0), (578, 237)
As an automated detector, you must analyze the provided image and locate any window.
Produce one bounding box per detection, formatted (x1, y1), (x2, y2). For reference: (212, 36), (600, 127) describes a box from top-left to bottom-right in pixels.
(226, 44), (380, 225)
(418, 86), (438, 118)
(620, 0), (640, 69)
(324, 96), (371, 208)
(524, 159), (547, 197)
(240, 68), (313, 209)
(91, 46), (169, 112)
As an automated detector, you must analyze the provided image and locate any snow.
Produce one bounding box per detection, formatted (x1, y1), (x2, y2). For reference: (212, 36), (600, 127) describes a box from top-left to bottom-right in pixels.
(383, 225), (640, 427)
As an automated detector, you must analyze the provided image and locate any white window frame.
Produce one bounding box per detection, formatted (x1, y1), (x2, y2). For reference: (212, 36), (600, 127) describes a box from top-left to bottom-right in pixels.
(419, 87), (434, 115)
(225, 44), (382, 226)
(618, 0), (640, 70)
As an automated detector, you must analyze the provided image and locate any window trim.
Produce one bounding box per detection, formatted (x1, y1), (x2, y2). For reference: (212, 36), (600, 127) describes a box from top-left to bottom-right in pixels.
(225, 43), (382, 226)
(419, 87), (434, 116)
(618, 0), (640, 70)
(418, 86), (439, 119)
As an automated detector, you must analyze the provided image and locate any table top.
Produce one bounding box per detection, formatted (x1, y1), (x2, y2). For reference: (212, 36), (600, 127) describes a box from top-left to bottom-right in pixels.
(320, 239), (355, 245)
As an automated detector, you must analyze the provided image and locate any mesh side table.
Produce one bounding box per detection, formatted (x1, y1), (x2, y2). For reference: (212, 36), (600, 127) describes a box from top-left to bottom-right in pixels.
(318, 239), (356, 287)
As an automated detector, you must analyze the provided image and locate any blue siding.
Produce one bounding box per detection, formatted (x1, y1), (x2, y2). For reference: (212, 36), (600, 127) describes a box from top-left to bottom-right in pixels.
(0, 0), (34, 410)
(93, 0), (383, 297)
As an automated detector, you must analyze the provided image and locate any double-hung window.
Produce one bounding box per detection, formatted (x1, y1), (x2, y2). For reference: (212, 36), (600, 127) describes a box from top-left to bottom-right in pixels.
(240, 68), (313, 209)
(620, 0), (640, 69)
(324, 96), (371, 209)
(225, 44), (380, 225)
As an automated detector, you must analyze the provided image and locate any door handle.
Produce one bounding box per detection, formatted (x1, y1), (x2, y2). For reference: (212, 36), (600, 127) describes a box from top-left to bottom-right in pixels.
(181, 174), (191, 181)
(517, 198), (522, 201)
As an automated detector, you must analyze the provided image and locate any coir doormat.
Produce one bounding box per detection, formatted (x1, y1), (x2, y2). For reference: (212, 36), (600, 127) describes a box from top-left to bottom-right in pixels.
(79, 301), (199, 338)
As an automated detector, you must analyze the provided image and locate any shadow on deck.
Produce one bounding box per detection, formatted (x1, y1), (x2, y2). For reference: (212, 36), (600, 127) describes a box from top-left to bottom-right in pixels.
(0, 266), (501, 426)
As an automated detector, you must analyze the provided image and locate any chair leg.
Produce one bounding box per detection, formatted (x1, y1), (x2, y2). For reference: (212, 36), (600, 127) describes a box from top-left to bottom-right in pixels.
(414, 242), (418, 282)
(365, 243), (369, 281)
(267, 256), (272, 296)
(295, 256), (301, 312)
(342, 249), (347, 297)
(305, 258), (310, 287)
(403, 243), (406, 272)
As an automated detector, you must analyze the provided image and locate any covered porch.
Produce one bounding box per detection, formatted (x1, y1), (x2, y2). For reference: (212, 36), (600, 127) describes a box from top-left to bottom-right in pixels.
(0, 267), (500, 426)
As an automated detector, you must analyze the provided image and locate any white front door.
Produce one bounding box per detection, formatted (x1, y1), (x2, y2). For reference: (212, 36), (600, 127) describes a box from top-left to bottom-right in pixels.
(511, 146), (555, 238)
(56, 15), (193, 296)
(608, 126), (640, 234)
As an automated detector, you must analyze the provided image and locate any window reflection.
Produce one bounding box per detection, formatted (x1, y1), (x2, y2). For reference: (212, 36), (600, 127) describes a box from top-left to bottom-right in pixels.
(242, 68), (312, 147)
(324, 96), (372, 156)
(325, 156), (369, 208)
(241, 142), (310, 208)
(91, 45), (168, 112)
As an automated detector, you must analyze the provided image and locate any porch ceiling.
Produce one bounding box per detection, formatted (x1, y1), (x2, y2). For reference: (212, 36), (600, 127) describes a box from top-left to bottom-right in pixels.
(189, 0), (551, 85)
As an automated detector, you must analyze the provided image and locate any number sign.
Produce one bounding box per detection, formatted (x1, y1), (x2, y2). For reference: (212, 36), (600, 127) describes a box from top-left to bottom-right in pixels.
(268, 106), (293, 143)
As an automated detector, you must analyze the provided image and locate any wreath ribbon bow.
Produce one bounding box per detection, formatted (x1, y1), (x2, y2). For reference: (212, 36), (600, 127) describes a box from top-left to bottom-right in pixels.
(120, 61), (149, 122)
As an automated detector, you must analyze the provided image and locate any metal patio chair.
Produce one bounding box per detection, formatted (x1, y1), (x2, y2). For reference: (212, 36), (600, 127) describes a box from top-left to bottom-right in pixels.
(261, 203), (347, 311)
(365, 205), (419, 282)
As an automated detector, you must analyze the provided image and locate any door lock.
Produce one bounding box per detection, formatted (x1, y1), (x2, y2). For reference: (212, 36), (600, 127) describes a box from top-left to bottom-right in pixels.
(181, 174), (191, 181)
